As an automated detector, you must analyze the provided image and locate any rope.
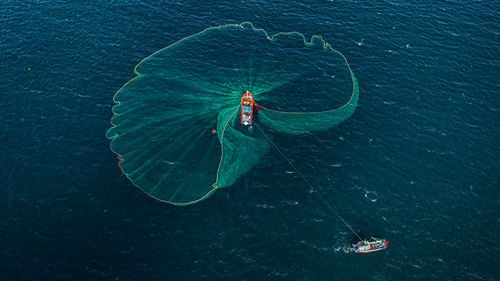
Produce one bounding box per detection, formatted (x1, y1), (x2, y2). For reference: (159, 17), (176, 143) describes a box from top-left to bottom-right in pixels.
(255, 123), (363, 241)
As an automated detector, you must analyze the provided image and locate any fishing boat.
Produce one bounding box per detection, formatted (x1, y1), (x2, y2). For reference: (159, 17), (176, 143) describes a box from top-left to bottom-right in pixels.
(352, 237), (389, 253)
(240, 90), (254, 125)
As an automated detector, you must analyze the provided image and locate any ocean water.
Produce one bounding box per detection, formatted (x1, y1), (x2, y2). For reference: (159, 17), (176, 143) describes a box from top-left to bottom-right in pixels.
(1, 1), (498, 280)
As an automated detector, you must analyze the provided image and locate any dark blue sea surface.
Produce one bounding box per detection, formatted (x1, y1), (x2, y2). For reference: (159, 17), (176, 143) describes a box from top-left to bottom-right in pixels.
(1, 1), (498, 280)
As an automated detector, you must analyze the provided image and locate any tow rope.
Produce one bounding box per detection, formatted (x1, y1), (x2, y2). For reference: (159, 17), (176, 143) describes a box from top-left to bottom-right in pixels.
(255, 123), (363, 241)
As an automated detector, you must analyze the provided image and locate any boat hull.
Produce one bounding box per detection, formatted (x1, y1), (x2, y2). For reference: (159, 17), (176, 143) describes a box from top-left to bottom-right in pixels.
(240, 91), (254, 125)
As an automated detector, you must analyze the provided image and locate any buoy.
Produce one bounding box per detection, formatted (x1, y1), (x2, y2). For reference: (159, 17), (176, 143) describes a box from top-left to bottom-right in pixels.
(211, 129), (217, 134)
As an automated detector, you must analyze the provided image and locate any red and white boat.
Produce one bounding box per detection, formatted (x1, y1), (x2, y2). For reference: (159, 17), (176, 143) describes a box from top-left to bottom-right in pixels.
(240, 90), (254, 125)
(352, 237), (389, 253)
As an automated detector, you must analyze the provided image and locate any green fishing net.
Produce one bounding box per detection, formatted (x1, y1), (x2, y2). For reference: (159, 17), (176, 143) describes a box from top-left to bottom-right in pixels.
(107, 22), (359, 205)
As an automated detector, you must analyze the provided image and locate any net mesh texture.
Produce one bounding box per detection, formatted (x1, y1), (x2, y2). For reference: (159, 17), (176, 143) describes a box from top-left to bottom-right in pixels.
(107, 22), (359, 205)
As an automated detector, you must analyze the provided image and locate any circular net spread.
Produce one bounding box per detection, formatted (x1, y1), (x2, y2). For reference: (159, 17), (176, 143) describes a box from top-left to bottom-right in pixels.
(107, 22), (359, 205)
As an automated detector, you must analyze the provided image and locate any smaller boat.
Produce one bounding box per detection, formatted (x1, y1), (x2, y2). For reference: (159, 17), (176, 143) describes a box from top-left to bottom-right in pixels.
(240, 90), (254, 125)
(352, 237), (389, 253)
